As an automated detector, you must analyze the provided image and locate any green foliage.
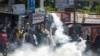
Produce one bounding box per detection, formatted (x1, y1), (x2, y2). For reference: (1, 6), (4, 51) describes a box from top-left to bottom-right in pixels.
(95, 3), (100, 13)
(0, 0), (100, 13)
(77, 2), (100, 14)
(83, 6), (90, 13)
(45, 6), (57, 12)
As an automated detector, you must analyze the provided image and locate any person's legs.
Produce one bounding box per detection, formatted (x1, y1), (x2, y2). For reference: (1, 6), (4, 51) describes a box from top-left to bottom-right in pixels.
(0, 44), (7, 56)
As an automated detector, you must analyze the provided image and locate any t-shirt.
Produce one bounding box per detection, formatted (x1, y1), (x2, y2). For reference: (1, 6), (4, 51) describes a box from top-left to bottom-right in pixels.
(16, 31), (22, 40)
(0, 33), (8, 45)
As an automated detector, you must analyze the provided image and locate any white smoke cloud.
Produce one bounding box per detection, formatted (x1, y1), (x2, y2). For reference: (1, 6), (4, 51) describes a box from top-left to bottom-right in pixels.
(51, 13), (86, 56)
(11, 13), (86, 56)
(11, 44), (54, 56)
(51, 13), (71, 43)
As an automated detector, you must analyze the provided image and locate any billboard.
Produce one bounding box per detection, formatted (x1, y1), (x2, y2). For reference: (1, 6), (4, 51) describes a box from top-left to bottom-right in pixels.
(32, 14), (45, 24)
(35, 8), (46, 15)
(84, 18), (100, 24)
(12, 4), (25, 14)
(28, 0), (35, 13)
(61, 12), (71, 23)
(55, 0), (74, 8)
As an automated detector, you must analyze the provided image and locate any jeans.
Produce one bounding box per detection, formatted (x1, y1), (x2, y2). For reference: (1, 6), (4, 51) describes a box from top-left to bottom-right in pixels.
(0, 44), (7, 56)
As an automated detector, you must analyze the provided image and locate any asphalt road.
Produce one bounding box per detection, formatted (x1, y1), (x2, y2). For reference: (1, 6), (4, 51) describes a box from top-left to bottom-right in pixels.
(0, 52), (12, 56)
(0, 51), (98, 56)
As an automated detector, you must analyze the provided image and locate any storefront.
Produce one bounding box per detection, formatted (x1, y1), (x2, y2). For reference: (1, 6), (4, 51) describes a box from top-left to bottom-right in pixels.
(82, 18), (100, 46)
(0, 12), (19, 29)
(0, 11), (29, 31)
(66, 16), (100, 45)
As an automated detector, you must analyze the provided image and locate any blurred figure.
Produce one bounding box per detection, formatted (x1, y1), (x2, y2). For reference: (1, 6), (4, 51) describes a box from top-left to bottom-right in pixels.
(10, 28), (16, 43)
(22, 30), (36, 46)
(93, 34), (100, 52)
(22, 30), (29, 43)
(85, 34), (91, 52)
(39, 24), (50, 45)
(77, 35), (83, 42)
(15, 28), (22, 41)
(0, 29), (8, 45)
(15, 28), (22, 47)
(0, 29), (8, 56)
(6, 23), (12, 42)
(0, 21), (5, 32)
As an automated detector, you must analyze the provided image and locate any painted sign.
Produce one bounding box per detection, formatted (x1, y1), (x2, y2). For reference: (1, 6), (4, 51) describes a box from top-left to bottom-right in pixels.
(28, 0), (35, 13)
(61, 12), (71, 23)
(12, 4), (25, 14)
(35, 8), (46, 15)
(55, 0), (74, 8)
(32, 14), (45, 24)
(84, 18), (100, 24)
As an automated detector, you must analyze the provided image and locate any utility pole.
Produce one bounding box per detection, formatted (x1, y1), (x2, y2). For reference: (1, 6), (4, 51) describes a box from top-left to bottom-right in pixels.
(40, 0), (46, 28)
(73, 0), (77, 40)
(40, 0), (44, 9)
(73, 0), (76, 25)
(27, 0), (35, 33)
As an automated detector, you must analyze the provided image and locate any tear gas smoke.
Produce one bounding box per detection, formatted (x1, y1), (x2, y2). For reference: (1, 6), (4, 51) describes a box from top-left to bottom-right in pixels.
(11, 13), (86, 56)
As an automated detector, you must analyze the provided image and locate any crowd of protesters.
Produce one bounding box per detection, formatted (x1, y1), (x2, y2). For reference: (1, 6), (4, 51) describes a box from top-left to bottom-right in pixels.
(0, 17), (100, 56)
(0, 20), (51, 56)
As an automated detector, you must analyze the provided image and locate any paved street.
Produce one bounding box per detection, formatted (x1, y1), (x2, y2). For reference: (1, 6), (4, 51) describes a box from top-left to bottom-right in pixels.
(0, 49), (99, 56)
(0, 53), (12, 56)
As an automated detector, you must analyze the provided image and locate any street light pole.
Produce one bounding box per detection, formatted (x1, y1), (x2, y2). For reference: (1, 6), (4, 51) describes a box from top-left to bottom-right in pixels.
(29, 11), (33, 30)
(73, 0), (76, 24)
(73, 0), (77, 40)
(27, 0), (35, 34)
(40, 0), (44, 9)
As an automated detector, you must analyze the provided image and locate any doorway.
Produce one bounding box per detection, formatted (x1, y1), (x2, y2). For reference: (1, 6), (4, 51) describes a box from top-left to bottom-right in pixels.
(91, 27), (100, 45)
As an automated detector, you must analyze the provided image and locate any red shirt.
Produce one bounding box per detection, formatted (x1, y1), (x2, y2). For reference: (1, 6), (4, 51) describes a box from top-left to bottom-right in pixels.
(0, 33), (8, 45)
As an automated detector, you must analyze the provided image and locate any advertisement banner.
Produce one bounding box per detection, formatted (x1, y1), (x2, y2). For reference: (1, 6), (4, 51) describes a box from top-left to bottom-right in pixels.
(35, 8), (46, 15)
(12, 4), (25, 14)
(55, 0), (74, 8)
(28, 0), (35, 13)
(61, 12), (71, 23)
(32, 14), (45, 24)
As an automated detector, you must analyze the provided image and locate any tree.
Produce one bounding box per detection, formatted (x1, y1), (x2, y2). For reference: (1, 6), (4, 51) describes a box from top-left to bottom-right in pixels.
(35, 0), (40, 7)
(95, 3), (100, 13)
